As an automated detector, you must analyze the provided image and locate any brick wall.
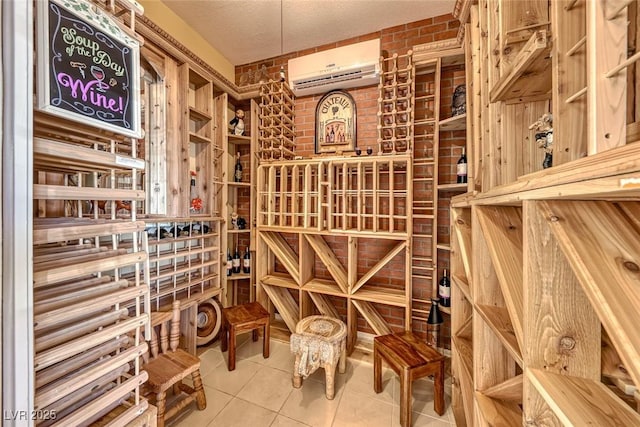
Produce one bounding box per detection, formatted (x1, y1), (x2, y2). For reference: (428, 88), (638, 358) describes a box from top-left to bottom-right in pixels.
(237, 14), (462, 347)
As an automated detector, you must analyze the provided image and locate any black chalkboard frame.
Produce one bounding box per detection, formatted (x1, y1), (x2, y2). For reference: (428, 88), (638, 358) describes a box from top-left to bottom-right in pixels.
(36, 0), (142, 138)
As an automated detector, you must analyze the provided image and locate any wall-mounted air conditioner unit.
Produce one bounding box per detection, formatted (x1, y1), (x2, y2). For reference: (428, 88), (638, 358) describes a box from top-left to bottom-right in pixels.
(288, 39), (380, 97)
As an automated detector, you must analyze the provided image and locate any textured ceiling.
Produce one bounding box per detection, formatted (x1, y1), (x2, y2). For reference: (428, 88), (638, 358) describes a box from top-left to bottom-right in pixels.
(162, 0), (456, 66)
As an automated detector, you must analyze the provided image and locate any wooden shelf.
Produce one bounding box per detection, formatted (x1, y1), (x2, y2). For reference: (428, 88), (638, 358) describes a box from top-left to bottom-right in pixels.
(302, 278), (344, 297)
(188, 131), (210, 145)
(228, 134), (252, 145)
(436, 243), (451, 251)
(261, 273), (299, 290)
(439, 113), (467, 131)
(489, 31), (552, 103)
(352, 284), (406, 307)
(227, 273), (251, 281)
(475, 392), (523, 426)
(452, 334), (473, 382)
(227, 181), (251, 187)
(476, 206), (524, 350)
(438, 183), (468, 192)
(189, 106), (212, 122)
(528, 369), (640, 426)
(227, 229), (251, 234)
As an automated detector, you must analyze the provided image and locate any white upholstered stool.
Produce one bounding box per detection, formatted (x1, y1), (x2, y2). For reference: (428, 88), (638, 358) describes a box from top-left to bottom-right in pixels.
(290, 315), (347, 400)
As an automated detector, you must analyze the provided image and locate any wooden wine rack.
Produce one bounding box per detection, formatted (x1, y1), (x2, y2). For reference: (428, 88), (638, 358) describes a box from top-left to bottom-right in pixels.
(256, 156), (412, 352)
(377, 51), (414, 155)
(258, 81), (296, 161)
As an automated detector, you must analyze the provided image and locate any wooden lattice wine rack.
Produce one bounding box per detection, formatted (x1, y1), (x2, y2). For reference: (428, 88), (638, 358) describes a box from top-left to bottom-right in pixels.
(258, 81), (296, 161)
(378, 51), (414, 155)
(256, 156), (413, 352)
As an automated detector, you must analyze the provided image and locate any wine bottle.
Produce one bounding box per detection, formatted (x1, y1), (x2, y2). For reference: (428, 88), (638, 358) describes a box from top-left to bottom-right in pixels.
(232, 246), (241, 274)
(226, 249), (233, 277)
(243, 247), (251, 274)
(234, 152), (243, 182)
(438, 269), (451, 307)
(456, 147), (467, 184)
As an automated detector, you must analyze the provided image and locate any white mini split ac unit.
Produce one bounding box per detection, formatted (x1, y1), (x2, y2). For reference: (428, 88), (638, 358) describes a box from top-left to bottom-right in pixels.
(288, 38), (381, 97)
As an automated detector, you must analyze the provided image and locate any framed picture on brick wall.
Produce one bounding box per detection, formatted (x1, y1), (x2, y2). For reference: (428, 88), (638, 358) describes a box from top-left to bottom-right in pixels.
(315, 90), (357, 154)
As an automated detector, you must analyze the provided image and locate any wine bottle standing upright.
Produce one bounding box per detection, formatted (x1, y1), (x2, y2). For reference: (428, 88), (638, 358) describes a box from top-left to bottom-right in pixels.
(232, 246), (241, 274)
(438, 269), (451, 307)
(243, 247), (251, 274)
(457, 147), (467, 184)
(234, 152), (243, 182)
(226, 249), (233, 276)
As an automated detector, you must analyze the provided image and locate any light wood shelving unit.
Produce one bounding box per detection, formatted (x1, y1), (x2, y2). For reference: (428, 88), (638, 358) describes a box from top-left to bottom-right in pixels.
(256, 156), (412, 352)
(219, 95), (259, 306)
(451, 0), (640, 425)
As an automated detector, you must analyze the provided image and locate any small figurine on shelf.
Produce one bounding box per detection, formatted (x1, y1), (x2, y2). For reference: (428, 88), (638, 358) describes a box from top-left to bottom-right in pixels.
(229, 108), (245, 136)
(236, 217), (246, 229)
(529, 112), (553, 169)
(190, 171), (203, 213)
(231, 212), (239, 229)
(451, 84), (466, 116)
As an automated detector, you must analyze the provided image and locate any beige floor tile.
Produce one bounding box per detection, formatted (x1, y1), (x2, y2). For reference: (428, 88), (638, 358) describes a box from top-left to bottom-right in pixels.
(391, 406), (452, 427)
(170, 385), (233, 427)
(203, 359), (262, 395)
(391, 377), (451, 420)
(264, 341), (296, 372)
(237, 365), (295, 412)
(279, 378), (343, 427)
(332, 389), (393, 427)
(208, 397), (277, 427)
(235, 334), (273, 364)
(342, 359), (396, 404)
(270, 414), (311, 427)
(198, 346), (227, 378)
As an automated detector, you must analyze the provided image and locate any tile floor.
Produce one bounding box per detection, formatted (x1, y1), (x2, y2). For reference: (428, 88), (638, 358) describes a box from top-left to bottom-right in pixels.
(170, 334), (455, 427)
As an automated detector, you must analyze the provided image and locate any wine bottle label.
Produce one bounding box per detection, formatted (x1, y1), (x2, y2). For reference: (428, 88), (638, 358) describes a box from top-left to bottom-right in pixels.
(243, 259), (250, 268)
(439, 285), (451, 298)
(235, 169), (243, 181)
(226, 261), (232, 270)
(457, 163), (467, 176)
(232, 259), (240, 267)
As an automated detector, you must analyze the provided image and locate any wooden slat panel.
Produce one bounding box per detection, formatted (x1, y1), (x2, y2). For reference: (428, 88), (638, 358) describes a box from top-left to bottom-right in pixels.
(33, 252), (147, 288)
(33, 137), (145, 173)
(528, 369), (640, 426)
(34, 285), (148, 331)
(539, 200), (640, 387)
(33, 185), (144, 201)
(35, 314), (148, 371)
(49, 373), (148, 427)
(452, 208), (473, 288)
(587, 0), (627, 154)
(524, 200), (601, 424)
(35, 343), (147, 409)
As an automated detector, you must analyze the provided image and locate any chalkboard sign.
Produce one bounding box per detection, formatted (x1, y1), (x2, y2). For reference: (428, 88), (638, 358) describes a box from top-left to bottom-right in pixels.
(37, 0), (142, 138)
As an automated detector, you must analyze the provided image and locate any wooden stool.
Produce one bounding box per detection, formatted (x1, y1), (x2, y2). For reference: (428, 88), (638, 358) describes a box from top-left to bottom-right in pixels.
(374, 331), (445, 427)
(290, 315), (347, 400)
(221, 302), (270, 371)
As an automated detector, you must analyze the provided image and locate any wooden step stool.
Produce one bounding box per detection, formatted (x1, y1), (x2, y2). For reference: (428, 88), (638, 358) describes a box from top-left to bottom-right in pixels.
(374, 331), (445, 427)
(221, 302), (270, 371)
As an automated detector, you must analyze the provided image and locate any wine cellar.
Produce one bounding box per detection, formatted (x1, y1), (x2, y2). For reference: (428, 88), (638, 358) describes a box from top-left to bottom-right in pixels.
(4, 0), (640, 425)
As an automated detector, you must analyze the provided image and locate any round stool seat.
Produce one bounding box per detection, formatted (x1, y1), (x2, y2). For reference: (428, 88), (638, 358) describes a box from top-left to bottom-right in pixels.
(295, 315), (347, 339)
